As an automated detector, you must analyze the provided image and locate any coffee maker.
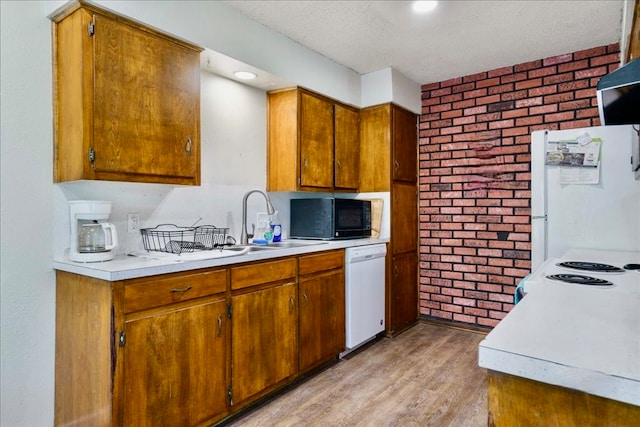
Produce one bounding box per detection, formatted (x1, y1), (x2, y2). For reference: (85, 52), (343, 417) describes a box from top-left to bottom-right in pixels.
(69, 200), (118, 262)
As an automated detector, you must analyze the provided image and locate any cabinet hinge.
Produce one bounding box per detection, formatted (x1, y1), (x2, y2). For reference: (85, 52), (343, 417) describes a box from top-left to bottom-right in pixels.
(227, 386), (234, 406)
(88, 148), (95, 165)
(87, 21), (95, 36)
(119, 331), (126, 347)
(227, 303), (233, 319)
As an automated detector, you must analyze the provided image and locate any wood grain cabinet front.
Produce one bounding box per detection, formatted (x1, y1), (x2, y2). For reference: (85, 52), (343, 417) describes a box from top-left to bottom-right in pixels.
(229, 259), (298, 408)
(267, 87), (359, 192)
(360, 103), (419, 336)
(54, 268), (230, 427)
(54, 252), (347, 425)
(50, 1), (202, 185)
(298, 250), (346, 373)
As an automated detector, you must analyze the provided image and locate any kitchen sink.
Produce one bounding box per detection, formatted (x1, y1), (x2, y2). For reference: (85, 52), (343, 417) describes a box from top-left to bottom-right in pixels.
(264, 241), (327, 249)
(224, 241), (327, 252)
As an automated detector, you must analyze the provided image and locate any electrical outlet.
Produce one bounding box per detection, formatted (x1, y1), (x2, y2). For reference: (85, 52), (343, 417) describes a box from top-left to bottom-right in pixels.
(128, 213), (140, 233)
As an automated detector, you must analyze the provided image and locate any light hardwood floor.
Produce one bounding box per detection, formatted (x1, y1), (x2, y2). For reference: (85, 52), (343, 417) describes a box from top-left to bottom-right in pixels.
(224, 322), (488, 427)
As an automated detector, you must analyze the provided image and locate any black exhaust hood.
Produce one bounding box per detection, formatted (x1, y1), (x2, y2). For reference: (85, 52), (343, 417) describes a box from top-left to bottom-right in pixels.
(596, 58), (640, 125)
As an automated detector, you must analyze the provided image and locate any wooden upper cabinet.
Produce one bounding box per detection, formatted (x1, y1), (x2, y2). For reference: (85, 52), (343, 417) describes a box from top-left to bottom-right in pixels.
(267, 87), (359, 192)
(359, 104), (392, 192)
(392, 106), (418, 182)
(359, 103), (417, 191)
(51, 1), (202, 185)
(299, 91), (334, 189)
(334, 104), (360, 191)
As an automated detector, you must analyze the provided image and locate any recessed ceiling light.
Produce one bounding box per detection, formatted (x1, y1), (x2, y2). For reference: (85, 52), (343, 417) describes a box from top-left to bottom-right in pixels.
(234, 71), (258, 80)
(413, 1), (438, 13)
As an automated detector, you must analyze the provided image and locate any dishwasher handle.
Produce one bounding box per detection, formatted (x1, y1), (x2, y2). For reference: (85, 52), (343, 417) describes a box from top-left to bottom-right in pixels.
(349, 253), (386, 263)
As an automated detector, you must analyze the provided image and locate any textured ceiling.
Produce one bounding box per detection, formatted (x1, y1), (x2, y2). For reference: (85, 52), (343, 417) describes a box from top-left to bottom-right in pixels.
(223, 0), (624, 85)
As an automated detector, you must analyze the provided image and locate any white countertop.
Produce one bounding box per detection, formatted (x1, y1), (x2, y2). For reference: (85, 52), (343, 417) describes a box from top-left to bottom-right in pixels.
(52, 238), (389, 281)
(479, 252), (640, 406)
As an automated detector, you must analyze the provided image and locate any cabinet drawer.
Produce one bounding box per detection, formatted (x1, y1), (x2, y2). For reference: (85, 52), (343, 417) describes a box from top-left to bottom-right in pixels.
(124, 269), (227, 313)
(299, 249), (344, 276)
(231, 258), (296, 291)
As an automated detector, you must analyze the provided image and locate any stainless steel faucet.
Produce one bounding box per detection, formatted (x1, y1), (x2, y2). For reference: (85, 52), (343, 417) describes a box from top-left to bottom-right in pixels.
(240, 189), (276, 245)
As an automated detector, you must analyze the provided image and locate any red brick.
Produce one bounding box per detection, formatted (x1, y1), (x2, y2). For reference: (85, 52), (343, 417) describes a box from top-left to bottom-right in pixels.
(590, 53), (620, 66)
(489, 66), (514, 77)
(453, 313), (477, 323)
(557, 59), (589, 72)
(530, 104), (558, 115)
(544, 53), (573, 65)
(477, 77), (501, 89)
(515, 78), (542, 90)
(545, 111), (575, 122)
(574, 46), (607, 59)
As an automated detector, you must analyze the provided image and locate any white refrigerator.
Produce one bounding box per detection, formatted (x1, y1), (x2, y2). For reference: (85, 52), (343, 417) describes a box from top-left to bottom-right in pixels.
(531, 125), (640, 271)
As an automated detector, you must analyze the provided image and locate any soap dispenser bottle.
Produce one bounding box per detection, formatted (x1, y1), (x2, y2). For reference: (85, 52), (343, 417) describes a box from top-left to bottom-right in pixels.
(270, 211), (282, 242)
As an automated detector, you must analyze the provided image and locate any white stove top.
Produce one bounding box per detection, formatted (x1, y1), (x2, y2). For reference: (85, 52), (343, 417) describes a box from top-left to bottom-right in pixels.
(480, 247), (640, 406)
(523, 249), (640, 294)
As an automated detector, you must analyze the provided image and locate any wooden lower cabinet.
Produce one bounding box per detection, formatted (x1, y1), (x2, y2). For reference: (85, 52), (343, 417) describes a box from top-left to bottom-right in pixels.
(298, 250), (346, 373)
(55, 250), (347, 426)
(488, 370), (640, 426)
(230, 259), (299, 408)
(55, 268), (230, 427)
(230, 282), (298, 407)
(122, 298), (228, 426)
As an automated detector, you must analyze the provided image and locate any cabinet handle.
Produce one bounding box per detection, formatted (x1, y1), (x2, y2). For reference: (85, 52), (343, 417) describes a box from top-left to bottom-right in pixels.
(170, 285), (192, 293)
(301, 291), (308, 309)
(394, 266), (399, 278)
(217, 314), (222, 337)
(185, 136), (192, 155)
(303, 157), (308, 170)
(394, 160), (400, 172)
(290, 295), (295, 313)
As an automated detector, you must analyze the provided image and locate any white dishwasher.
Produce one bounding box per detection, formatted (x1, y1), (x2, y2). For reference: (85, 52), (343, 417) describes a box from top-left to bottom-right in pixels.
(342, 243), (387, 356)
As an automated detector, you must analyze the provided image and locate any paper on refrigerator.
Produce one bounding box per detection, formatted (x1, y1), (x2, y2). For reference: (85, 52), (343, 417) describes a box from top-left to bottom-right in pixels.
(545, 133), (601, 184)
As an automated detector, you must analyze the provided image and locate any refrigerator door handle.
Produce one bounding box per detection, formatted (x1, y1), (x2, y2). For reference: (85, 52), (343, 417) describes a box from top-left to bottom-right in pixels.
(531, 215), (547, 220)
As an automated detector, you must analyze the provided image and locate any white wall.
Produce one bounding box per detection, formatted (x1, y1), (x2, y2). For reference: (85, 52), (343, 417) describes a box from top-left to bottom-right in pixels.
(361, 67), (422, 113)
(1, 1), (415, 425)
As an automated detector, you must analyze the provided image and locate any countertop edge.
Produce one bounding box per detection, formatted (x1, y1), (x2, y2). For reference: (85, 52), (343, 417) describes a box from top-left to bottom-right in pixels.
(479, 332), (640, 407)
(52, 238), (390, 281)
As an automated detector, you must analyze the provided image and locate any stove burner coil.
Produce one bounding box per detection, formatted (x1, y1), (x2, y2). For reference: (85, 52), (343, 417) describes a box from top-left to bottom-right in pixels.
(623, 263), (640, 271)
(556, 261), (625, 273)
(546, 274), (614, 286)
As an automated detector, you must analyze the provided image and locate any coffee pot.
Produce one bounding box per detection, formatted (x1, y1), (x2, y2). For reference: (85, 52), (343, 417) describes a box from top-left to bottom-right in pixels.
(69, 201), (118, 262)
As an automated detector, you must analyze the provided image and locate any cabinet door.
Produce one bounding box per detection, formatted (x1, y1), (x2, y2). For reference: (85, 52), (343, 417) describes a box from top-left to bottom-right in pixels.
(392, 182), (418, 255)
(359, 104), (391, 192)
(93, 14), (200, 183)
(123, 298), (228, 427)
(390, 251), (419, 333)
(392, 106), (418, 182)
(299, 91), (334, 189)
(334, 104), (359, 191)
(231, 282), (298, 406)
(299, 270), (345, 372)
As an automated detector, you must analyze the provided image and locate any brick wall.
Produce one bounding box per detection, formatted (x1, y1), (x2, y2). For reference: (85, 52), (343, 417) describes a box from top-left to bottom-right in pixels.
(418, 44), (621, 328)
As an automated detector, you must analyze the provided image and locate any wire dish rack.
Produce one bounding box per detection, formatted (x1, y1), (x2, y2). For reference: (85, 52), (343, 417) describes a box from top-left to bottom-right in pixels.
(140, 224), (230, 255)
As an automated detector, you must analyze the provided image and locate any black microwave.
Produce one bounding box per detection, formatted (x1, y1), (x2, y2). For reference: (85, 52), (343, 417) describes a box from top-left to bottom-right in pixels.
(290, 198), (372, 240)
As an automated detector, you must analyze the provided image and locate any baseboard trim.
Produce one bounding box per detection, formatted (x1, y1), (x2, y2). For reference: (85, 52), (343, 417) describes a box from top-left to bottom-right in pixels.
(420, 315), (491, 335)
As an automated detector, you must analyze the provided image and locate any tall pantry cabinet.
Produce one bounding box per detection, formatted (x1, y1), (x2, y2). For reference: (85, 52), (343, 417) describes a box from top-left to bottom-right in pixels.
(360, 103), (419, 336)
